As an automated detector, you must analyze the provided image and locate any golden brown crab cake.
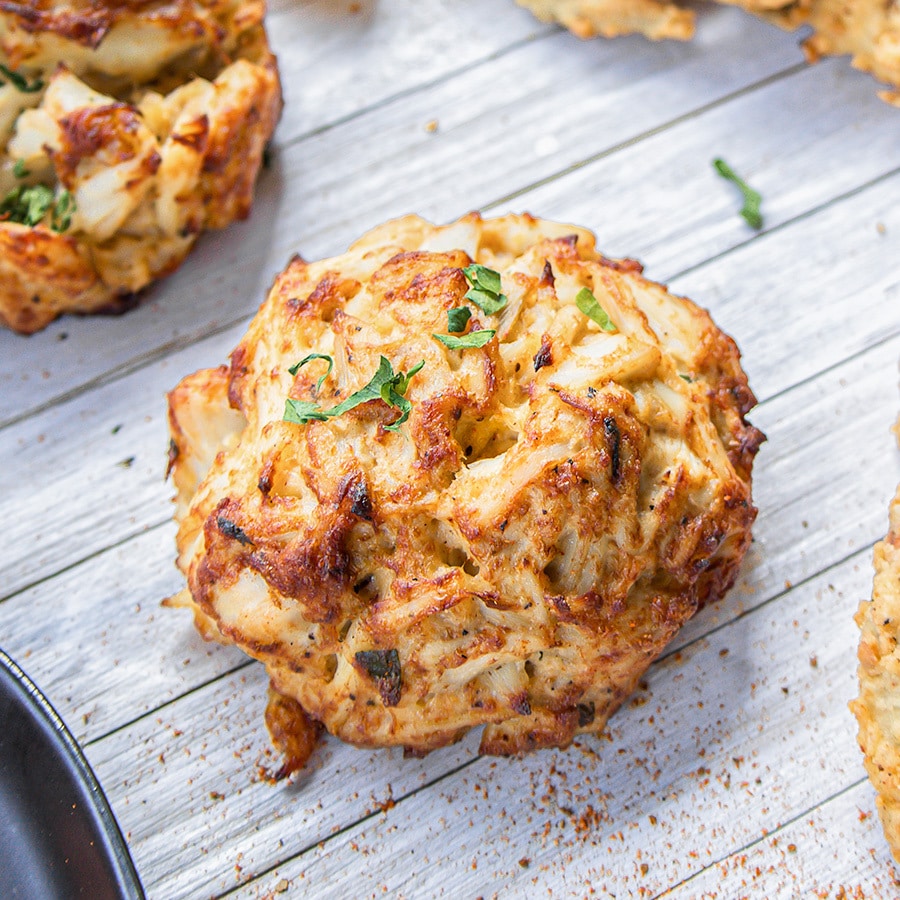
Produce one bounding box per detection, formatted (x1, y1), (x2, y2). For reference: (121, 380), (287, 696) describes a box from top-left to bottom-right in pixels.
(0, 0), (280, 333)
(516, 0), (900, 102)
(515, 0), (694, 40)
(852, 418), (900, 861)
(167, 211), (764, 774)
(741, 0), (900, 105)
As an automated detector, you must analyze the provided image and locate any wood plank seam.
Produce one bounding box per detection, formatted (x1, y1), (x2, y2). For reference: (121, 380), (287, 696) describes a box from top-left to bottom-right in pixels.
(2, 316), (894, 609)
(654, 776), (871, 899)
(211, 536), (885, 898)
(273, 26), (559, 152)
(668, 164), (900, 287)
(484, 60), (812, 211)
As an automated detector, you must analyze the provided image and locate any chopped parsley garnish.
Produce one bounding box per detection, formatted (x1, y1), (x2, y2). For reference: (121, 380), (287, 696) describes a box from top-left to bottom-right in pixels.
(51, 190), (75, 232)
(0, 184), (53, 226)
(713, 158), (763, 230)
(575, 287), (616, 332)
(283, 355), (424, 433)
(288, 352), (333, 392)
(282, 399), (329, 424)
(0, 64), (44, 94)
(432, 329), (496, 350)
(462, 263), (507, 315)
(446, 306), (472, 333)
(12, 159), (29, 179)
(0, 184), (75, 231)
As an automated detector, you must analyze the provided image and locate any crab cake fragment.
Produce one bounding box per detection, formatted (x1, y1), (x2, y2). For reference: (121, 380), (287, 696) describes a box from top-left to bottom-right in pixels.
(516, 0), (900, 103)
(852, 419), (900, 861)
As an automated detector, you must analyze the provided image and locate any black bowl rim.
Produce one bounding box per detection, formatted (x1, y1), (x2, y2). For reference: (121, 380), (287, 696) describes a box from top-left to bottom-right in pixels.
(0, 646), (145, 900)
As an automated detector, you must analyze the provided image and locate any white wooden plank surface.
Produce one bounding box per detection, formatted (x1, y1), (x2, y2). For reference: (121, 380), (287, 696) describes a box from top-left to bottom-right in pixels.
(1, 1), (899, 898)
(668, 780), (899, 897)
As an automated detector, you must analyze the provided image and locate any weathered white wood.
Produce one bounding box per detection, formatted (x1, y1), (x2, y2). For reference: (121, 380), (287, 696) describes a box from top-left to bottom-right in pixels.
(86, 662), (484, 900)
(1, 328), (896, 747)
(0, 5), (813, 427)
(491, 56), (900, 287)
(265, 0), (552, 144)
(228, 535), (880, 899)
(669, 174), (900, 404)
(665, 780), (899, 897)
(671, 330), (900, 652)
(0, 1), (550, 427)
(0, 322), (243, 599)
(0, 333), (891, 900)
(0, 524), (248, 745)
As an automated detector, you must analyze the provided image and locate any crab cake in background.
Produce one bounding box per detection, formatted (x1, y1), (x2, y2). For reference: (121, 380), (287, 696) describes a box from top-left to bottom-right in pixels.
(852, 418), (900, 861)
(0, 0), (281, 333)
(516, 0), (693, 40)
(516, 0), (900, 103)
(166, 211), (764, 775)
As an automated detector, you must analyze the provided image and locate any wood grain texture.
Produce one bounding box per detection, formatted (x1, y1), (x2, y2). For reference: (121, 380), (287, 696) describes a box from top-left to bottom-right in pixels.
(0, 1), (898, 897)
(668, 780), (900, 897)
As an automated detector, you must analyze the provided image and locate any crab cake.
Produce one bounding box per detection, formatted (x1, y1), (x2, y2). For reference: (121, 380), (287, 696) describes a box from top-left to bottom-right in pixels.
(852, 418), (900, 861)
(516, 0), (900, 103)
(0, 0), (281, 333)
(166, 212), (764, 773)
(516, 0), (693, 40)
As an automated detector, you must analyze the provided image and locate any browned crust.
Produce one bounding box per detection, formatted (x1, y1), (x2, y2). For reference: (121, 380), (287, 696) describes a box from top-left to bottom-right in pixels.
(200, 43), (280, 229)
(0, 0), (114, 48)
(0, 0), (260, 53)
(0, 224), (113, 331)
(264, 684), (323, 780)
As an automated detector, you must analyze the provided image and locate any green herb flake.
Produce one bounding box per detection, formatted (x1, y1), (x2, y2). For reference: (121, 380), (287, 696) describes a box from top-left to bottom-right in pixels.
(713, 158), (763, 230)
(463, 263), (502, 295)
(283, 399), (329, 424)
(462, 263), (508, 315)
(51, 189), (75, 233)
(288, 352), (333, 392)
(446, 306), (471, 333)
(575, 287), (616, 333)
(12, 159), (29, 179)
(0, 63), (44, 94)
(378, 359), (425, 432)
(0, 184), (54, 226)
(0, 184), (75, 230)
(283, 356), (424, 433)
(432, 329), (496, 350)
